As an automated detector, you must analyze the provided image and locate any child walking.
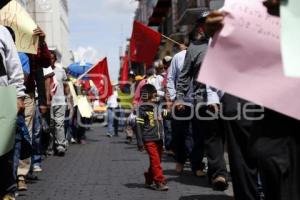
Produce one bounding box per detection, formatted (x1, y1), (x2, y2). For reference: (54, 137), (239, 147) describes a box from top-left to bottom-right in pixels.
(136, 84), (169, 191)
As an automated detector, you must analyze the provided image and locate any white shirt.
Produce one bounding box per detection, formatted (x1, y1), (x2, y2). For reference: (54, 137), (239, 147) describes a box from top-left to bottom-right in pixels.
(107, 91), (118, 108)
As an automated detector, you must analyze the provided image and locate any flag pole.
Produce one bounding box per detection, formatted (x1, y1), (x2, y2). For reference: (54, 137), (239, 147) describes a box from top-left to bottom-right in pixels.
(161, 34), (182, 46)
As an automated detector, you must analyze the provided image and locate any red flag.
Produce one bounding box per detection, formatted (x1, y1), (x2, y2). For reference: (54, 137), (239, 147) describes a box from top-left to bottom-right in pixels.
(120, 54), (129, 88)
(130, 20), (161, 65)
(87, 57), (112, 102)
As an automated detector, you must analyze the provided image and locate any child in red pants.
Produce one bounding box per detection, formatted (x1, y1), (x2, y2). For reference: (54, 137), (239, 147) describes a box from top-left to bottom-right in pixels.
(136, 84), (169, 191)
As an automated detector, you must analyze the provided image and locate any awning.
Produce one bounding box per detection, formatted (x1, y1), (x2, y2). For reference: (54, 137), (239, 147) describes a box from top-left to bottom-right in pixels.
(148, 0), (171, 26)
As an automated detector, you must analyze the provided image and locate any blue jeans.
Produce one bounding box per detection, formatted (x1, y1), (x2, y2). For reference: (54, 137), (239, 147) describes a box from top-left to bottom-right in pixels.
(32, 105), (42, 167)
(107, 108), (114, 134)
(14, 114), (32, 179)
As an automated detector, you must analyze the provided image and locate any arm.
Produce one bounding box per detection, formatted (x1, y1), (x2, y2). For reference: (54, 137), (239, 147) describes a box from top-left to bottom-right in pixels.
(36, 43), (51, 68)
(166, 56), (178, 101)
(206, 86), (223, 105)
(133, 80), (145, 107)
(3, 28), (26, 98)
(33, 27), (51, 68)
(136, 108), (145, 150)
(176, 48), (193, 101)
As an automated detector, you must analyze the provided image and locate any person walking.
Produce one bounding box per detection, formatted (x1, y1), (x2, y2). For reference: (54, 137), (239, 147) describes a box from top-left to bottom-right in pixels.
(49, 51), (68, 156)
(0, 25), (26, 200)
(136, 84), (170, 191)
(175, 13), (228, 191)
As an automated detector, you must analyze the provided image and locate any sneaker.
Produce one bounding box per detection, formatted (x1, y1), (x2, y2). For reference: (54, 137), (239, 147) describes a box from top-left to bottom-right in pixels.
(26, 173), (38, 181)
(153, 183), (169, 191)
(144, 181), (153, 189)
(33, 165), (43, 173)
(106, 133), (113, 138)
(175, 163), (184, 174)
(70, 138), (77, 144)
(194, 169), (206, 177)
(18, 179), (27, 191)
(3, 193), (15, 200)
(212, 176), (228, 191)
(56, 146), (66, 157)
(166, 150), (175, 157)
(46, 150), (54, 156)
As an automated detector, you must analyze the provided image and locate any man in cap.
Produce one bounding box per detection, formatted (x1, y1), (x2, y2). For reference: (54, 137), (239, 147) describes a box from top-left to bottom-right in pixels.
(175, 11), (228, 190)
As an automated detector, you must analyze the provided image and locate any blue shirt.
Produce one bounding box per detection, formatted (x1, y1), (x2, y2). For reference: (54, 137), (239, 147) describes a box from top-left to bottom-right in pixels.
(18, 52), (30, 75)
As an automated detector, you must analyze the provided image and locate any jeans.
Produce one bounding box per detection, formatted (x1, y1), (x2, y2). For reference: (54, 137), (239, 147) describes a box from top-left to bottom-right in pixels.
(50, 105), (67, 151)
(107, 108), (114, 134)
(163, 119), (173, 150)
(32, 105), (42, 167)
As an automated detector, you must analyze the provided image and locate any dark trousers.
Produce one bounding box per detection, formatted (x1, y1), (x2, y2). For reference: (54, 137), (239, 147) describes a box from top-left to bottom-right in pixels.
(163, 119), (173, 150)
(224, 119), (260, 200)
(172, 117), (193, 165)
(0, 150), (16, 197)
(250, 109), (300, 200)
(173, 105), (227, 179)
(196, 109), (228, 179)
(172, 107), (203, 171)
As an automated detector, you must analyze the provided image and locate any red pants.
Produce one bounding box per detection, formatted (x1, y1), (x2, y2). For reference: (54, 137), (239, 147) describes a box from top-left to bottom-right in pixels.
(144, 141), (165, 184)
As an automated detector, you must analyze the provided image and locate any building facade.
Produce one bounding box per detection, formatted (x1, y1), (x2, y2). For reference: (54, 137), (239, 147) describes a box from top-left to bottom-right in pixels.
(17, 0), (72, 67)
(134, 0), (224, 56)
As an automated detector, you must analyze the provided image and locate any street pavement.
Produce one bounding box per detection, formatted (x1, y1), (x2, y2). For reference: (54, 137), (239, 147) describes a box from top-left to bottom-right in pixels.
(18, 125), (233, 200)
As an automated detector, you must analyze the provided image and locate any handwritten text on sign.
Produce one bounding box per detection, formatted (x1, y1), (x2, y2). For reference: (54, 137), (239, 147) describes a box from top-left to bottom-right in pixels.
(0, 0), (38, 54)
(199, 0), (300, 121)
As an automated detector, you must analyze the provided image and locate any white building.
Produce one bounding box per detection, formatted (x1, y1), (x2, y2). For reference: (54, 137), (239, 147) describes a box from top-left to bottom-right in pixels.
(17, 0), (72, 67)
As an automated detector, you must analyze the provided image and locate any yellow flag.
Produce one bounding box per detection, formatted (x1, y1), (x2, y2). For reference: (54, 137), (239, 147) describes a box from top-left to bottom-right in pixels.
(0, 0), (38, 54)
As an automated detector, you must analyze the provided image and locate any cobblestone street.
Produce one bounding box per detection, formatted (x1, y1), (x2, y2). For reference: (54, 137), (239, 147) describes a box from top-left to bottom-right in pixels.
(18, 126), (233, 200)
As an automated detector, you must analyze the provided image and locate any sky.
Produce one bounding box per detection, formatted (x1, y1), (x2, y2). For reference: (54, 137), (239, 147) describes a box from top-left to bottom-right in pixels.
(69, 0), (138, 82)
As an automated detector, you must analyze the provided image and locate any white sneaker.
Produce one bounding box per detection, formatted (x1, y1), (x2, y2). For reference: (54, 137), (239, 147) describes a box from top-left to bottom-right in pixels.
(106, 133), (113, 137)
(70, 138), (77, 144)
(33, 165), (43, 172)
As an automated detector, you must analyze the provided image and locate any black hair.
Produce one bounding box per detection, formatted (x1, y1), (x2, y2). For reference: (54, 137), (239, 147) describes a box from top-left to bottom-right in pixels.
(140, 84), (157, 102)
(50, 50), (57, 61)
(5, 26), (15, 42)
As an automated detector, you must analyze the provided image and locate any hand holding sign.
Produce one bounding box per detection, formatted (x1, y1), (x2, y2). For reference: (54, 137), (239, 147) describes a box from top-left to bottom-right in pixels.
(33, 26), (46, 43)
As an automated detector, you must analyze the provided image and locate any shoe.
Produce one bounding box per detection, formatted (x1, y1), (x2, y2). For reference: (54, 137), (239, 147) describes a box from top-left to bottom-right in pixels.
(166, 150), (175, 157)
(33, 165), (43, 173)
(106, 133), (113, 138)
(70, 138), (77, 144)
(144, 181), (153, 189)
(2, 193), (15, 200)
(212, 176), (228, 191)
(127, 137), (133, 144)
(26, 173), (38, 181)
(175, 163), (184, 174)
(80, 140), (86, 145)
(46, 150), (54, 156)
(194, 169), (206, 177)
(153, 182), (169, 191)
(18, 179), (27, 191)
(56, 146), (66, 156)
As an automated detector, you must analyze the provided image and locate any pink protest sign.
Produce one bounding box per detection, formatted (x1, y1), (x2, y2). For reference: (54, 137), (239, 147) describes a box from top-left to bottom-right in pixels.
(199, 0), (300, 120)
